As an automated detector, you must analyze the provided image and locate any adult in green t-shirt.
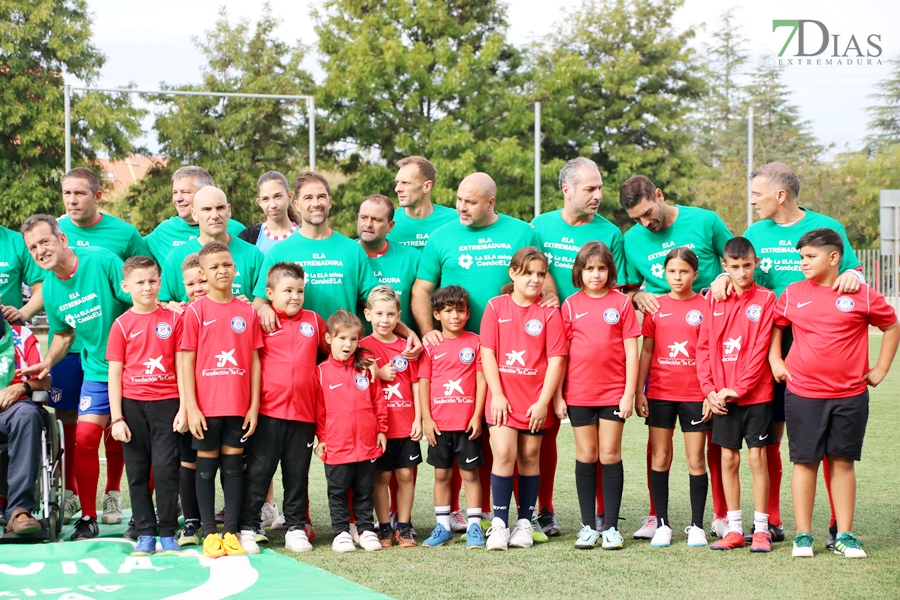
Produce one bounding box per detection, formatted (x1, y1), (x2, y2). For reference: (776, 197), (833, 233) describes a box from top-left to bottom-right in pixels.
(0, 225), (46, 323)
(619, 175), (733, 314)
(160, 187), (263, 303)
(58, 168), (151, 261)
(532, 157), (625, 301)
(356, 194), (421, 333)
(386, 156), (457, 250)
(143, 166), (246, 265)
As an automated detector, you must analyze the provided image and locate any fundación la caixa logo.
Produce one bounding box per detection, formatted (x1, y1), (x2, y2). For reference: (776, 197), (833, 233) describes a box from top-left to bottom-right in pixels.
(773, 20), (883, 66)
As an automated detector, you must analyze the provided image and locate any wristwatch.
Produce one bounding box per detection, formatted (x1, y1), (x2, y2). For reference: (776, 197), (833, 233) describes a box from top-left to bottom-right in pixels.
(21, 380), (34, 399)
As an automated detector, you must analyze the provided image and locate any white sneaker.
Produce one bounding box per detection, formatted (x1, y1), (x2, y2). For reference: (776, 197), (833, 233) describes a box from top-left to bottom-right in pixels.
(259, 502), (279, 527)
(633, 515), (658, 539)
(449, 510), (468, 533)
(332, 531), (356, 553)
(239, 529), (260, 554)
(485, 517), (510, 551)
(271, 514), (286, 530)
(64, 490), (81, 524)
(285, 528), (313, 553)
(710, 517), (729, 538)
(650, 524), (673, 547)
(349, 522), (359, 545)
(508, 518), (534, 549)
(685, 525), (708, 547)
(101, 491), (123, 524)
(358, 530), (382, 552)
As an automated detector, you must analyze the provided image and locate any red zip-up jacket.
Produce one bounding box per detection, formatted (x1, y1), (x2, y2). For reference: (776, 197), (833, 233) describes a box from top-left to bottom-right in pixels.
(259, 308), (327, 422)
(315, 355), (387, 465)
(696, 283), (776, 406)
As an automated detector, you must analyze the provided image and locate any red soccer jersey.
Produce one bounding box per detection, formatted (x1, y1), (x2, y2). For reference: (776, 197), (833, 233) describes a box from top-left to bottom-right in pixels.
(181, 296), (263, 417)
(419, 332), (482, 431)
(562, 290), (641, 407)
(106, 308), (182, 401)
(361, 335), (419, 439)
(480, 295), (567, 429)
(642, 294), (706, 402)
(10, 325), (42, 392)
(774, 280), (897, 398)
(696, 284), (775, 406)
(259, 308), (327, 422)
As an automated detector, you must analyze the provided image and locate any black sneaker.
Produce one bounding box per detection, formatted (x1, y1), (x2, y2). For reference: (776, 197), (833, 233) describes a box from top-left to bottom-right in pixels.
(826, 522), (837, 550)
(71, 516), (99, 541)
(177, 521), (202, 546)
(538, 507), (562, 537)
(378, 526), (393, 548)
(769, 523), (785, 543)
(123, 517), (138, 541)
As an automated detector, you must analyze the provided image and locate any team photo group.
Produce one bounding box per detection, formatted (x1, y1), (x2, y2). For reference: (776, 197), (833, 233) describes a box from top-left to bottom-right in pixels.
(0, 155), (895, 563)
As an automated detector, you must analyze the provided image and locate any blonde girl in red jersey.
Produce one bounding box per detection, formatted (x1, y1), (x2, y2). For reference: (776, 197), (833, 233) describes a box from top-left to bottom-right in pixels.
(557, 241), (639, 550)
(480, 247), (566, 551)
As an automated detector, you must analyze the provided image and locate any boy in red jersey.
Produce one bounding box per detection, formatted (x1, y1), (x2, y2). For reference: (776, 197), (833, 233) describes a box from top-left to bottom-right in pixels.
(770, 228), (899, 559)
(697, 237), (777, 553)
(418, 286), (486, 548)
(182, 242), (263, 558)
(108, 256), (185, 555)
(237, 263), (326, 554)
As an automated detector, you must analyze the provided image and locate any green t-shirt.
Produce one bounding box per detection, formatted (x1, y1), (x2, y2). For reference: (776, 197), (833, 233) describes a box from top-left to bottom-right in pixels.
(44, 246), (131, 382)
(253, 231), (379, 319)
(744, 208), (861, 297)
(0, 226), (46, 308)
(160, 235), (264, 303)
(417, 213), (542, 333)
(59, 213), (151, 262)
(144, 216), (247, 265)
(624, 205), (733, 294)
(531, 209), (626, 300)
(359, 241), (421, 334)
(386, 204), (458, 251)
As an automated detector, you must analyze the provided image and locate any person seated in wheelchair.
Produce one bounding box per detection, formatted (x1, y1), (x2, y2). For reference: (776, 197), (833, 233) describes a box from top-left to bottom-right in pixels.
(0, 316), (51, 535)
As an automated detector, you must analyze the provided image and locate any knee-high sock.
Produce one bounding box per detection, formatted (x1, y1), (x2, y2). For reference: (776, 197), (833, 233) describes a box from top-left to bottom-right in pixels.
(823, 456), (836, 528)
(180, 466), (200, 523)
(148, 465), (155, 495)
(689, 473), (708, 528)
(575, 461), (597, 526)
(104, 436), (124, 494)
(491, 474), (514, 526)
(595, 461), (604, 517)
(766, 442), (783, 527)
(517, 475), (540, 522)
(601, 460), (624, 529)
(63, 423), (78, 494)
(450, 464), (463, 513)
(196, 456), (219, 535)
(646, 439), (656, 516)
(74, 422), (103, 519)
(649, 469), (670, 526)
(220, 454), (243, 535)
(538, 420), (559, 513)
(707, 432), (727, 519)
(480, 439), (493, 512)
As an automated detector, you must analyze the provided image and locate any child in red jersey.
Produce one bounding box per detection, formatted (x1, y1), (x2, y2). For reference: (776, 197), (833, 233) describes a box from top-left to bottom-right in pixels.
(182, 242), (263, 558)
(361, 285), (422, 548)
(108, 256), (185, 556)
(316, 309), (388, 553)
(558, 241), (639, 550)
(770, 228), (899, 559)
(481, 247), (566, 551)
(697, 237), (777, 553)
(635, 248), (711, 549)
(181, 253), (208, 303)
(236, 263), (327, 554)
(419, 285), (486, 549)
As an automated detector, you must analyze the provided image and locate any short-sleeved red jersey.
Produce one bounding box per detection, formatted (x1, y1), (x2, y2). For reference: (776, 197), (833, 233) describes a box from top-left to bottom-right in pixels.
(10, 325), (41, 392)
(641, 294), (706, 402)
(181, 296), (263, 417)
(106, 308), (182, 401)
(361, 335), (419, 438)
(774, 280), (897, 398)
(562, 290), (640, 407)
(419, 332), (482, 431)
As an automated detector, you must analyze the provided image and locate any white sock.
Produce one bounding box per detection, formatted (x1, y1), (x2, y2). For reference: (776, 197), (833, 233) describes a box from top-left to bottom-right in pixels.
(467, 508), (482, 526)
(754, 511), (769, 534)
(727, 510), (743, 534)
(436, 505), (451, 530)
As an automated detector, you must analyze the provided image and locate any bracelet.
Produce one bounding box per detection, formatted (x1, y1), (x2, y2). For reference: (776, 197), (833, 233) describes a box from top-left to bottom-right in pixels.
(110, 417), (125, 425)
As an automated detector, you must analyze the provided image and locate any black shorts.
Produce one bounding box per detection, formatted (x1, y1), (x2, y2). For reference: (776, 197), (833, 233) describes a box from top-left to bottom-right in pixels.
(192, 416), (248, 452)
(427, 431), (484, 470)
(712, 402), (775, 450)
(645, 399), (711, 432)
(568, 405), (625, 427)
(179, 431), (197, 463)
(784, 390), (869, 463)
(375, 438), (423, 471)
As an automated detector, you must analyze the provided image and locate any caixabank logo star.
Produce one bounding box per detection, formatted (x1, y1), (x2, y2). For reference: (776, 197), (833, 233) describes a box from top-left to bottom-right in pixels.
(773, 20), (884, 66)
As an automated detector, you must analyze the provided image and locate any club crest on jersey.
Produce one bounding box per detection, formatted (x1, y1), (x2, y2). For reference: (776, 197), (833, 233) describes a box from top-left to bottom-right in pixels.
(354, 373), (370, 390)
(391, 355), (408, 372)
(459, 347), (476, 364)
(685, 310), (703, 326)
(603, 308), (620, 325)
(525, 319), (543, 336)
(746, 304), (762, 322)
(155, 322), (172, 339)
(79, 395), (92, 412)
(836, 296), (855, 312)
(230, 316), (246, 333)
(299, 322), (315, 337)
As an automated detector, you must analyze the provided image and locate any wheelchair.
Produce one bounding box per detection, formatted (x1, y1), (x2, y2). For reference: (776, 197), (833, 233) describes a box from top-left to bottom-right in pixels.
(0, 391), (64, 543)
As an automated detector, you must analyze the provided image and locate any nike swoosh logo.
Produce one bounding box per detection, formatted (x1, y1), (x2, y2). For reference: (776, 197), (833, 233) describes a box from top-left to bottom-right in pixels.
(691, 419), (703, 425)
(498, 318), (512, 323)
(409, 454), (420, 460)
(713, 311), (724, 316)
(129, 330), (143, 338)
(575, 312), (589, 319)
(433, 352), (447, 361)
(797, 301), (813, 308)
(613, 410), (622, 416)
(269, 330), (283, 336)
(203, 319), (217, 326)
(307, 442), (314, 448)
(759, 434), (769, 441)
(465, 456), (479, 463)
(658, 313), (673, 318)
(329, 383), (342, 389)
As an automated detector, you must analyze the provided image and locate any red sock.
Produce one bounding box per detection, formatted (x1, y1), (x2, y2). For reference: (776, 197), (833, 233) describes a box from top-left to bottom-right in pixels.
(595, 461), (604, 516)
(306, 503), (312, 525)
(348, 490), (356, 524)
(512, 465), (519, 507)
(389, 472), (398, 514)
(450, 463), (463, 512)
(148, 465), (155, 495)
(707, 432), (727, 520)
(480, 436), (492, 511)
(823, 456), (836, 528)
(103, 435), (124, 494)
(75, 422), (104, 519)
(646, 438), (656, 516)
(538, 418), (559, 513)
(63, 423), (78, 494)
(766, 442), (783, 526)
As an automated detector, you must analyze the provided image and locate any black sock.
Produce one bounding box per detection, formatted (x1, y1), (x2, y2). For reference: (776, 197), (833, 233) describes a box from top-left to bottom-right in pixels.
(179, 466), (200, 523)
(575, 461), (597, 526)
(195, 456), (219, 535)
(601, 460), (624, 530)
(220, 454), (244, 535)
(650, 470), (670, 527)
(491, 474), (514, 526)
(689, 473), (709, 528)
(516, 474), (540, 522)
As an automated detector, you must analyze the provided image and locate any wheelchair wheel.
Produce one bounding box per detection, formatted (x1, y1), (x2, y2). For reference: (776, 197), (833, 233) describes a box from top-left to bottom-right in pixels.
(49, 505), (60, 543)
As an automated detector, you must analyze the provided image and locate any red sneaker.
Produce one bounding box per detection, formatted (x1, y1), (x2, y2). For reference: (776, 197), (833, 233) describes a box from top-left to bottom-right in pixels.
(750, 531), (772, 553)
(710, 531), (746, 550)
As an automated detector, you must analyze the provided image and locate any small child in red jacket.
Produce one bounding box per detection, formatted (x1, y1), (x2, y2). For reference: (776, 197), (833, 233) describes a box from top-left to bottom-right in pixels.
(316, 309), (388, 553)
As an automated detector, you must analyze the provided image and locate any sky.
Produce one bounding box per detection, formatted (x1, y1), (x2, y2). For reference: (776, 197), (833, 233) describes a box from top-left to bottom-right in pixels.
(83, 0), (899, 156)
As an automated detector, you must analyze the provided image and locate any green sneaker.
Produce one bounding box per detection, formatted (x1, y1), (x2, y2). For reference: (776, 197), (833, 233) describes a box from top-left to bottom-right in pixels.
(792, 532), (814, 558)
(480, 518), (492, 532)
(530, 516), (548, 543)
(177, 522), (203, 547)
(834, 532), (867, 558)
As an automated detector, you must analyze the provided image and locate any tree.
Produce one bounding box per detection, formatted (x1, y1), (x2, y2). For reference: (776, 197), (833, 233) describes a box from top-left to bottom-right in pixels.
(0, 0), (143, 226)
(865, 58), (900, 151)
(115, 5), (315, 233)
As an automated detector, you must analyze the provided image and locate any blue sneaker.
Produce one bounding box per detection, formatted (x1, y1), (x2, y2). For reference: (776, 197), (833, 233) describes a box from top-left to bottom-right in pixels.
(466, 522), (485, 549)
(422, 523), (454, 547)
(159, 536), (181, 554)
(132, 535), (156, 556)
